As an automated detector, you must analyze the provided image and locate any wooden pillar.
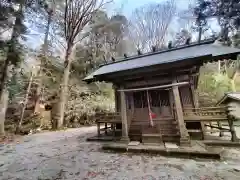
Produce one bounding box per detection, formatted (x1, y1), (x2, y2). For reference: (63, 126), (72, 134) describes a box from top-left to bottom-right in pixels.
(129, 93), (134, 110)
(190, 81), (206, 139)
(113, 84), (122, 130)
(172, 78), (190, 146)
(120, 86), (130, 142)
(97, 122), (100, 137)
(105, 123), (108, 135)
(114, 85), (119, 112)
(228, 116), (238, 142)
(127, 92), (134, 129)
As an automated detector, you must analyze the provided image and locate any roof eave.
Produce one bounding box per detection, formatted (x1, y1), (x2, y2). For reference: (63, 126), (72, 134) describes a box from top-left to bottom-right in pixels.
(84, 54), (212, 83)
(216, 93), (240, 105)
(212, 52), (239, 62)
(216, 94), (228, 105)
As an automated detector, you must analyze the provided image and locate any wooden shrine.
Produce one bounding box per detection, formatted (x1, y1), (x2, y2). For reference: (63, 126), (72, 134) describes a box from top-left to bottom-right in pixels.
(84, 39), (240, 145)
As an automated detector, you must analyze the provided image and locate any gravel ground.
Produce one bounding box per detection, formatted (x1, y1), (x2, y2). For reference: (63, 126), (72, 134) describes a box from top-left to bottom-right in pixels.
(0, 127), (240, 180)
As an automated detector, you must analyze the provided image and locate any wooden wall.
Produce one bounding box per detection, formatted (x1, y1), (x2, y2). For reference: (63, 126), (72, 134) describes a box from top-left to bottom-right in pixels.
(114, 73), (198, 129)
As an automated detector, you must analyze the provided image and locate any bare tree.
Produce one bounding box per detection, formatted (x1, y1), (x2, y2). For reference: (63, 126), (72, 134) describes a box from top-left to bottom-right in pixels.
(58, 0), (110, 128)
(128, 0), (176, 52)
(34, 0), (56, 114)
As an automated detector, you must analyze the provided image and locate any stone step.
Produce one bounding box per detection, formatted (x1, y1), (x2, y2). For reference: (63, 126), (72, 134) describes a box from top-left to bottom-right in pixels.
(162, 133), (180, 137)
(162, 136), (180, 143)
(142, 133), (163, 144)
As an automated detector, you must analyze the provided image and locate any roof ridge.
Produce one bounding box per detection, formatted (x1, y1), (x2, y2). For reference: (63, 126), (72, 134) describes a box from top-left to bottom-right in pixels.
(99, 38), (216, 67)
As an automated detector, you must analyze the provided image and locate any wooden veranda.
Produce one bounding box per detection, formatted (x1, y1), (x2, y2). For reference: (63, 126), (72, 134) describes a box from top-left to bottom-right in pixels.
(95, 96), (238, 144)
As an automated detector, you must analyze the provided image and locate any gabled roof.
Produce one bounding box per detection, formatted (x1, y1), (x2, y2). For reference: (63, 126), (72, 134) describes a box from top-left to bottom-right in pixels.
(217, 92), (240, 105)
(84, 39), (240, 82)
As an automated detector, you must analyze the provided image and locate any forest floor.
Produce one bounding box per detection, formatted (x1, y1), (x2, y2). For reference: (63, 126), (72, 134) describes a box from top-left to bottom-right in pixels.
(0, 127), (240, 180)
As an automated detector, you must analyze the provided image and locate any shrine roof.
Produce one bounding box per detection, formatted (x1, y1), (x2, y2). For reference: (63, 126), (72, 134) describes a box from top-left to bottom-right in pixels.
(84, 39), (240, 82)
(217, 92), (240, 105)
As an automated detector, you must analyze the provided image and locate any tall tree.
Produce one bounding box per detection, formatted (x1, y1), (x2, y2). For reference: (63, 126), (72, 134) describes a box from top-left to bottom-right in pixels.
(212, 0), (240, 41)
(72, 11), (128, 77)
(34, 0), (55, 113)
(191, 0), (240, 42)
(58, 0), (109, 128)
(193, 0), (212, 43)
(0, 0), (48, 134)
(0, 0), (26, 135)
(107, 14), (128, 57)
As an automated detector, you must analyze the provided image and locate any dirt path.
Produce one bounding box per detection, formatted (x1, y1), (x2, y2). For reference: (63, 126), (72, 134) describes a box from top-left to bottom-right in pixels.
(0, 127), (240, 180)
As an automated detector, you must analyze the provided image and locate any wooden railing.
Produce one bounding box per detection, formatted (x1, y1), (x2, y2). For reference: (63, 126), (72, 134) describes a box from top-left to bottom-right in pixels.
(95, 112), (121, 137)
(183, 106), (228, 121)
(95, 112), (121, 123)
(183, 106), (238, 142)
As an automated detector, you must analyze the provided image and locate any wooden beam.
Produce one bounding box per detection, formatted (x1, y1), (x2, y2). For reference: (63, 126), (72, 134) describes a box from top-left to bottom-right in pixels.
(113, 85), (119, 112)
(124, 78), (172, 88)
(205, 124), (230, 131)
(118, 82), (189, 92)
(172, 78), (190, 146)
(124, 74), (193, 89)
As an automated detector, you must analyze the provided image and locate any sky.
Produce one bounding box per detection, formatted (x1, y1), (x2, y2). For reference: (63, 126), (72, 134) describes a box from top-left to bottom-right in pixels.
(108, 0), (193, 15)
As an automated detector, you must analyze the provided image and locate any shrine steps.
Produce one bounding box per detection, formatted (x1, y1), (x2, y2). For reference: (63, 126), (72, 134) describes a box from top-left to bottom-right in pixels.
(129, 119), (180, 143)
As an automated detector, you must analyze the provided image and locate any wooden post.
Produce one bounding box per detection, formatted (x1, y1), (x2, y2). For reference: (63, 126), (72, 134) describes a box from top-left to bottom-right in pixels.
(16, 68), (34, 134)
(114, 85), (122, 130)
(113, 84), (120, 112)
(0, 89), (8, 136)
(227, 115), (238, 142)
(120, 86), (130, 142)
(190, 81), (206, 139)
(169, 90), (174, 116)
(127, 92), (134, 130)
(97, 122), (100, 137)
(129, 93), (134, 110)
(217, 121), (223, 137)
(105, 123), (108, 135)
(172, 78), (190, 146)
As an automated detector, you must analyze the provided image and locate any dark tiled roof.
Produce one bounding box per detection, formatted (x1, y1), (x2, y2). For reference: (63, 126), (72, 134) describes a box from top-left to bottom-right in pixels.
(84, 40), (240, 81)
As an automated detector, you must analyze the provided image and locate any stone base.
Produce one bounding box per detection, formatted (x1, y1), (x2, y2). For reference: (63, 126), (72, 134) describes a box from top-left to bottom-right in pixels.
(180, 137), (191, 146)
(102, 142), (221, 159)
(120, 136), (130, 143)
(231, 132), (238, 142)
(142, 134), (163, 145)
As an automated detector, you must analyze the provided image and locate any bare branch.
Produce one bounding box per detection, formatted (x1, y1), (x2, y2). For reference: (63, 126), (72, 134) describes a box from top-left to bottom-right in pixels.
(128, 0), (176, 52)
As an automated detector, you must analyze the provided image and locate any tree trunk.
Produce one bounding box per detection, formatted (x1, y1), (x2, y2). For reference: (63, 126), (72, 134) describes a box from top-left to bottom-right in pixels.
(0, 1), (24, 98)
(198, 26), (202, 43)
(58, 45), (73, 128)
(16, 70), (34, 134)
(218, 60), (221, 73)
(0, 89), (9, 136)
(0, 2), (24, 134)
(34, 13), (52, 113)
